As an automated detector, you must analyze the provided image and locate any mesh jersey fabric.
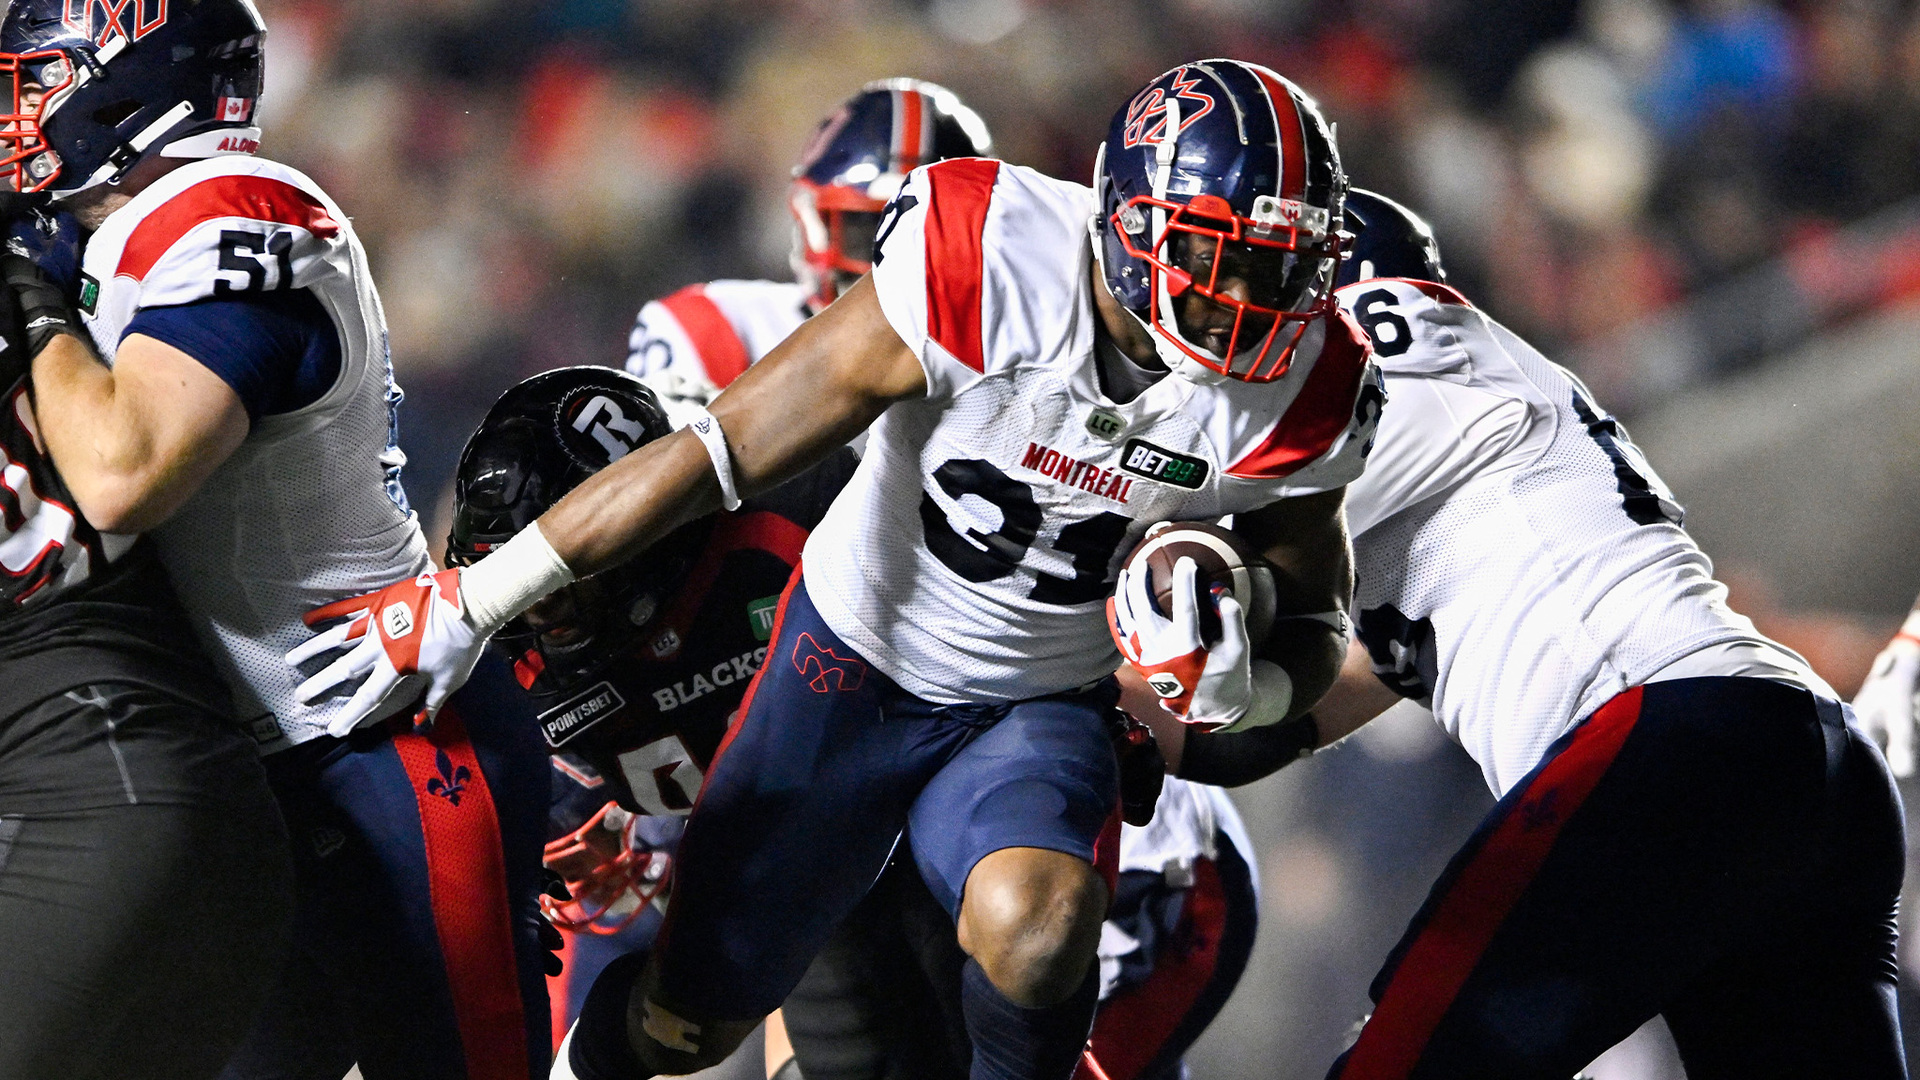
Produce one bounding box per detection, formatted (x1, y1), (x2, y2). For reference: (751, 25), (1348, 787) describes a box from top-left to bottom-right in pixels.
(79, 154), (432, 750)
(806, 158), (1380, 703)
(1340, 278), (1809, 795)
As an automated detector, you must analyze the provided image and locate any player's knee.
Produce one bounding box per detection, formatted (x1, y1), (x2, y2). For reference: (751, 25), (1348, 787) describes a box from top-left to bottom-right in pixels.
(957, 847), (1108, 1008)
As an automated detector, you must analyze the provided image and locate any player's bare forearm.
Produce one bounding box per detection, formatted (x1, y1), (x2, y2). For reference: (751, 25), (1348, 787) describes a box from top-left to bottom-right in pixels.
(538, 275), (925, 577)
(1235, 487), (1354, 720)
(30, 331), (247, 532)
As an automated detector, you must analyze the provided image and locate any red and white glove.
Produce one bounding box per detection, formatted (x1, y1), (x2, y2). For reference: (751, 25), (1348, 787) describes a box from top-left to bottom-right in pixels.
(1853, 616), (1920, 778)
(1108, 555), (1290, 732)
(288, 524), (576, 736)
(290, 568), (488, 735)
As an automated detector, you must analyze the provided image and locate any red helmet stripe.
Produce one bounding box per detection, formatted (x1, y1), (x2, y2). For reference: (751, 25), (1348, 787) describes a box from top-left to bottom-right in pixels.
(923, 158), (1000, 374)
(1225, 309), (1371, 478)
(896, 87), (926, 172)
(658, 285), (752, 388)
(1249, 66), (1307, 202)
(117, 174), (339, 281)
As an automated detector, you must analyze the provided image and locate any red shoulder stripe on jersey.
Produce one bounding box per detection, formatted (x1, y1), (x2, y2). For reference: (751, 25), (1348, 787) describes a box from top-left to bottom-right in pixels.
(1335, 688), (1643, 1080)
(658, 285), (753, 389)
(1250, 68), (1307, 202)
(392, 711), (533, 1080)
(896, 87), (925, 172)
(116, 175), (341, 282)
(1226, 310), (1371, 479)
(923, 158), (1000, 374)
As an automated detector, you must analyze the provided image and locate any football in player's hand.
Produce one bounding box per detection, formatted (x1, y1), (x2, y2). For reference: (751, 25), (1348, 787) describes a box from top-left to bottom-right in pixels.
(1124, 521), (1276, 648)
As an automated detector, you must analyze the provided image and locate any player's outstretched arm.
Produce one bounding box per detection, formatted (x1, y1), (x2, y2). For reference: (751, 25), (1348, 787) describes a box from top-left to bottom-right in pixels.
(542, 274), (925, 576)
(290, 275), (925, 732)
(1854, 592), (1920, 777)
(6, 257), (248, 533)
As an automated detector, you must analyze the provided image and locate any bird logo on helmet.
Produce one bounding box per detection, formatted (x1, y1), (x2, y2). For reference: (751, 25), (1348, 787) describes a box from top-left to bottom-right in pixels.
(0, 0), (266, 198)
(1094, 60), (1350, 384)
(788, 77), (993, 312)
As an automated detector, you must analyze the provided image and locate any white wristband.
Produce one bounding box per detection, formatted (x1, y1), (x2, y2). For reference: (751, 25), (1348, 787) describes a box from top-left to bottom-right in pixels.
(688, 408), (742, 512)
(460, 522), (577, 632)
(1220, 660), (1294, 733)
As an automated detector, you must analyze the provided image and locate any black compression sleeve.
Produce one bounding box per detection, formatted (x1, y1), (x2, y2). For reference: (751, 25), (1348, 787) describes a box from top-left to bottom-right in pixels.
(1174, 714), (1319, 787)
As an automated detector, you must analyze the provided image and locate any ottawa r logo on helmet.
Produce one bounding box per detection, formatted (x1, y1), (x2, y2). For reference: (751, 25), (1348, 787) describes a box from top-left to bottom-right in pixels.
(1094, 60), (1351, 385)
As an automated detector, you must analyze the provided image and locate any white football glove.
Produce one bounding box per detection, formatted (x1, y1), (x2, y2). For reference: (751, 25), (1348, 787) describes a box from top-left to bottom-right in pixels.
(290, 568), (490, 735)
(1108, 556), (1289, 732)
(1853, 625), (1920, 778)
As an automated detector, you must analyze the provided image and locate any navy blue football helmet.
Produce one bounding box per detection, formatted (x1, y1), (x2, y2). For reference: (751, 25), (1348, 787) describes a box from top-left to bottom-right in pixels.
(789, 78), (992, 311)
(448, 367), (692, 700)
(1095, 60), (1348, 383)
(0, 0), (265, 198)
(1336, 188), (1447, 287)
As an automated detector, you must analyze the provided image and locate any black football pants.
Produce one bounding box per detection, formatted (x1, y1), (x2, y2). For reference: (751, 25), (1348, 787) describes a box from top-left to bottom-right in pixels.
(0, 683), (294, 1080)
(1332, 676), (1906, 1080)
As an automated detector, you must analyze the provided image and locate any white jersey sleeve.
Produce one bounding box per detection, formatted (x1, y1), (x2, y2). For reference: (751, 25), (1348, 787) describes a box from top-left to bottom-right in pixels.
(869, 158), (1090, 403)
(624, 279), (809, 406)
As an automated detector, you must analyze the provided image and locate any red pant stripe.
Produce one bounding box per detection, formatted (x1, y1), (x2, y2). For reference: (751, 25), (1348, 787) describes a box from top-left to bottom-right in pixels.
(1075, 856), (1231, 1080)
(394, 710), (531, 1080)
(1338, 687), (1646, 1080)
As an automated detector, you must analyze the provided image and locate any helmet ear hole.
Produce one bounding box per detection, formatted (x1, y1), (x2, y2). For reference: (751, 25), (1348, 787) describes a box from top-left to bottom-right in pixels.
(91, 99), (141, 128)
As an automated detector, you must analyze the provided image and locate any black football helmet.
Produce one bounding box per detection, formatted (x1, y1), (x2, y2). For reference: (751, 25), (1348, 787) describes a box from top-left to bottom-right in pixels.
(448, 367), (696, 698)
(0, 0), (266, 198)
(1335, 189), (1447, 287)
(789, 78), (992, 311)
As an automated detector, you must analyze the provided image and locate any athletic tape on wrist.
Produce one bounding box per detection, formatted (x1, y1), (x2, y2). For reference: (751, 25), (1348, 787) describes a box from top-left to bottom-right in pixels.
(461, 522), (577, 631)
(1897, 611), (1920, 647)
(1220, 660), (1294, 733)
(688, 408), (741, 512)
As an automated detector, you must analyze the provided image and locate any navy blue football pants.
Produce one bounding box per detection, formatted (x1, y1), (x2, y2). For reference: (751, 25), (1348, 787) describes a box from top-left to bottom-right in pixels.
(654, 570), (1121, 1022)
(220, 655), (554, 1080)
(1332, 676), (1906, 1080)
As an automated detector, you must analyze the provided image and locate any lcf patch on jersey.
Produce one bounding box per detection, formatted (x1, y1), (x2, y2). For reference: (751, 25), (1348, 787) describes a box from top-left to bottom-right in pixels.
(800, 157), (1379, 705)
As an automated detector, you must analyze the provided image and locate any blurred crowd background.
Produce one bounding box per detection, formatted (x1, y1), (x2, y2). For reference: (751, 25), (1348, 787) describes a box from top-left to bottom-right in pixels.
(251, 1), (1920, 1077)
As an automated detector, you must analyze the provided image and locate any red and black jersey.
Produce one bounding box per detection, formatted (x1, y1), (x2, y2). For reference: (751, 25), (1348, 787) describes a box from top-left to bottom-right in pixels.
(0, 381), (229, 720)
(522, 449), (856, 817)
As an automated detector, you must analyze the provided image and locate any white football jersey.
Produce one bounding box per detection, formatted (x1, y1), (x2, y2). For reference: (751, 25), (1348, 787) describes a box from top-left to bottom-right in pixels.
(625, 279), (810, 402)
(1339, 278), (1827, 795)
(1098, 776), (1256, 999)
(802, 159), (1381, 703)
(80, 155), (431, 750)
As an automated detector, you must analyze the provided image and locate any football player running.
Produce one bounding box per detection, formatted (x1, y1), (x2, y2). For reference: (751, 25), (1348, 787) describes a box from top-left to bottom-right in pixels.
(0, 3), (555, 1078)
(1130, 190), (1905, 1078)
(621, 79), (1263, 1080)
(294, 60), (1378, 1080)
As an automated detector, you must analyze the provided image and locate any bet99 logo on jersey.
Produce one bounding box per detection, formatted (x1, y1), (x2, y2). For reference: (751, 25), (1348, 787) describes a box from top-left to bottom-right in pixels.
(64, 0), (170, 44)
